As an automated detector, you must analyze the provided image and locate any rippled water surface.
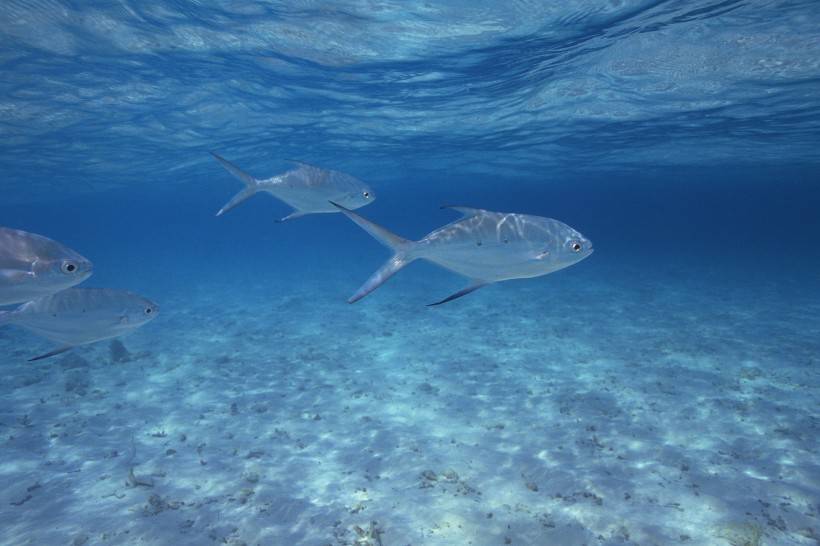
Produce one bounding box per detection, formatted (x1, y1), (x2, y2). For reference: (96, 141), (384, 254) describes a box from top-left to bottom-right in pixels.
(2, 0), (820, 198)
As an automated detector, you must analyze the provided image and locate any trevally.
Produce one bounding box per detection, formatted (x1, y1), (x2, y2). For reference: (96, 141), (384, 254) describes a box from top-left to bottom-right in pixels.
(332, 203), (593, 305)
(211, 152), (375, 221)
(0, 227), (93, 306)
(0, 288), (159, 361)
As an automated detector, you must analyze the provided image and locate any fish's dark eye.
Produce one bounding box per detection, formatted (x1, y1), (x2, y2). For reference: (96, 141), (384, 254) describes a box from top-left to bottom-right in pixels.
(61, 261), (78, 274)
(363, 191), (370, 199)
(571, 242), (582, 252)
(145, 307), (152, 315)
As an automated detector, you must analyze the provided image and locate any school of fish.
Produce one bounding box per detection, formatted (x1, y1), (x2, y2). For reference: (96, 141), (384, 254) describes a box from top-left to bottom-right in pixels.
(0, 152), (592, 361)
(0, 228), (158, 361)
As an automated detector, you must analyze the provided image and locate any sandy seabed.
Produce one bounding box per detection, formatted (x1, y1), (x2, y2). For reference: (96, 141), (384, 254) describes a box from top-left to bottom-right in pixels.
(1, 263), (818, 546)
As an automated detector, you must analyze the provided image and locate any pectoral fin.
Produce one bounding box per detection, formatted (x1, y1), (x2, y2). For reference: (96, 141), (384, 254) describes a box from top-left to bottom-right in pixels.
(0, 269), (31, 283)
(29, 346), (74, 362)
(427, 281), (488, 306)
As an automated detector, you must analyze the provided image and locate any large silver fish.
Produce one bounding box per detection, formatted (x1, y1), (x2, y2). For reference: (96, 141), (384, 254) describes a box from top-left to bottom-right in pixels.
(0, 227), (93, 305)
(211, 152), (375, 221)
(331, 203), (593, 305)
(0, 288), (159, 361)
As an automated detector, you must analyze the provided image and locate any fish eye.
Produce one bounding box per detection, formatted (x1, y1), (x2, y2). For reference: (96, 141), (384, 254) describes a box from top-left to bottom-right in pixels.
(363, 191), (370, 199)
(571, 242), (582, 253)
(145, 307), (153, 315)
(61, 261), (78, 274)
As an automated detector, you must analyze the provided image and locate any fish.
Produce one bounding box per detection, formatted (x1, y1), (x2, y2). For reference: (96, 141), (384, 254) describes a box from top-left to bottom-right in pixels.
(0, 288), (159, 361)
(331, 203), (593, 305)
(211, 152), (375, 221)
(0, 227), (93, 306)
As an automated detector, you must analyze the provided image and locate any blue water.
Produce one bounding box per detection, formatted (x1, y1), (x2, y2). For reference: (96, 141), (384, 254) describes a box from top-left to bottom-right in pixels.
(2, 2), (819, 545)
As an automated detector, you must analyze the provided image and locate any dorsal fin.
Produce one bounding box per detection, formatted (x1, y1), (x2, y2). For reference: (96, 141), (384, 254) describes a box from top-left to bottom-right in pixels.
(440, 205), (487, 218)
(284, 159), (321, 170)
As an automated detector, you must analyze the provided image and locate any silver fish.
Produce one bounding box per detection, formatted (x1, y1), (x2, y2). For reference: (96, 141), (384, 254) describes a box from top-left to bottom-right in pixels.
(0, 288), (159, 361)
(211, 152), (375, 221)
(331, 203), (593, 305)
(0, 227), (93, 305)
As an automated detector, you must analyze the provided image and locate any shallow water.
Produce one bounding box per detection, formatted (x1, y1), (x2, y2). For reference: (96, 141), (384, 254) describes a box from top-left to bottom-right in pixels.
(2, 2), (820, 546)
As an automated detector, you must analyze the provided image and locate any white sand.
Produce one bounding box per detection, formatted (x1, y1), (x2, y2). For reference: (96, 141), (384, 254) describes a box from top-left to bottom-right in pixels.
(0, 264), (818, 546)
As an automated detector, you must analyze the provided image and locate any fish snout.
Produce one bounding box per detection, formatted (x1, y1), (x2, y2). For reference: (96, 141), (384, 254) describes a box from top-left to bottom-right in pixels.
(580, 239), (594, 258)
(78, 258), (94, 276)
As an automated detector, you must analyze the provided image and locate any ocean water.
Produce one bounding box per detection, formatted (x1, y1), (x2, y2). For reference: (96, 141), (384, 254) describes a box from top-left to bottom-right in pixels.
(1, 1), (819, 545)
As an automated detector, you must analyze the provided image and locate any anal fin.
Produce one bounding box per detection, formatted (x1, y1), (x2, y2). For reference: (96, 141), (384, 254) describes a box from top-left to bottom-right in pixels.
(427, 281), (488, 306)
(29, 346), (73, 362)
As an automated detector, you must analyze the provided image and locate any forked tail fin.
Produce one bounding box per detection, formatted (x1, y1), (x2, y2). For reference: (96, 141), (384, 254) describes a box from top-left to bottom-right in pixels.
(348, 254), (413, 303)
(330, 202), (417, 303)
(211, 152), (260, 216)
(329, 201), (411, 250)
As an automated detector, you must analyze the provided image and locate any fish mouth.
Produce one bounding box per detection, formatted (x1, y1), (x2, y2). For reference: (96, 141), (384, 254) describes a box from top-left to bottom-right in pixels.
(71, 271), (93, 286)
(74, 260), (94, 280)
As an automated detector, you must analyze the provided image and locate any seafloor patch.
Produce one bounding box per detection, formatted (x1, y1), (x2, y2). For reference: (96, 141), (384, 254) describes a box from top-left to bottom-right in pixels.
(0, 265), (818, 546)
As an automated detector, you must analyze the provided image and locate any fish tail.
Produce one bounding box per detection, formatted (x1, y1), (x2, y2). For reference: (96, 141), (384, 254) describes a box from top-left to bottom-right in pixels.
(329, 201), (417, 303)
(329, 201), (412, 251)
(348, 253), (414, 303)
(211, 152), (260, 216)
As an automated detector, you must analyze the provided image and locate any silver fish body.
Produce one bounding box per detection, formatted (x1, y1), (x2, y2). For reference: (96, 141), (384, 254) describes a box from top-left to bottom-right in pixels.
(332, 204), (593, 305)
(417, 208), (592, 282)
(211, 153), (375, 221)
(0, 227), (93, 305)
(0, 288), (159, 360)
